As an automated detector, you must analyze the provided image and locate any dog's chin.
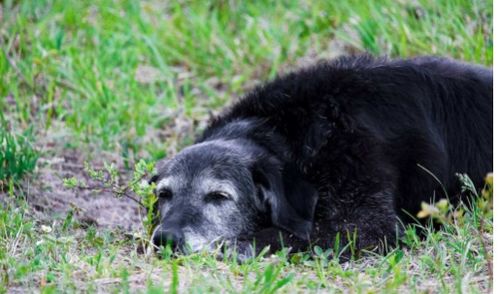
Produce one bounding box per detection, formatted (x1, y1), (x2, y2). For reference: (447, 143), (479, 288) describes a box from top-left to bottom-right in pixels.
(183, 240), (218, 253)
(184, 237), (257, 261)
(182, 230), (225, 253)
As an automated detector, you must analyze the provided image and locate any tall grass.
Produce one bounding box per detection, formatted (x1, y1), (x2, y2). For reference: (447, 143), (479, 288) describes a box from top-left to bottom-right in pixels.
(1, 0), (492, 160)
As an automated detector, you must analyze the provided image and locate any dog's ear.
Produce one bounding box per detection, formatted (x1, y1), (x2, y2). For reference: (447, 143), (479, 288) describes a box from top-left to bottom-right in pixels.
(252, 159), (318, 240)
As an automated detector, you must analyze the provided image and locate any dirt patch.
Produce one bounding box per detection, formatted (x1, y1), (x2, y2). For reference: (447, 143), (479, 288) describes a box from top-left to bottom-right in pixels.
(22, 149), (144, 231)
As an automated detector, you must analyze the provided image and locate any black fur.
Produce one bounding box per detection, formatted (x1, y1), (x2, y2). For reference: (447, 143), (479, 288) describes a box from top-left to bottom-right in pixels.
(197, 55), (492, 254)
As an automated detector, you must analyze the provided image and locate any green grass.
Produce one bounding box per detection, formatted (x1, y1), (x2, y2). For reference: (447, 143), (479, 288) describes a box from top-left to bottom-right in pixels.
(0, 117), (38, 187)
(0, 0), (493, 292)
(0, 184), (492, 292)
(1, 0), (491, 159)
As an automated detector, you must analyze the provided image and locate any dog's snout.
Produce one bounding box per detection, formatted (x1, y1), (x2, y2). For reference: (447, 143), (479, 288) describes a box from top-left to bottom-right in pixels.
(152, 228), (184, 250)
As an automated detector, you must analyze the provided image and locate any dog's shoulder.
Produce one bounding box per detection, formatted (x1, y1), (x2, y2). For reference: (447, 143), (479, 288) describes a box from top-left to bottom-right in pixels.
(204, 55), (491, 125)
(201, 55), (491, 148)
(406, 56), (492, 82)
(201, 55), (382, 136)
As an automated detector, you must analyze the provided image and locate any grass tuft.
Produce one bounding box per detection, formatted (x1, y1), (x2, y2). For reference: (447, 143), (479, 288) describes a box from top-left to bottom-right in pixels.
(0, 119), (38, 188)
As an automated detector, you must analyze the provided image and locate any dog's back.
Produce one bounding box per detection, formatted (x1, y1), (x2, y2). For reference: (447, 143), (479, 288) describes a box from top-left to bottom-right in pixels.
(203, 55), (492, 221)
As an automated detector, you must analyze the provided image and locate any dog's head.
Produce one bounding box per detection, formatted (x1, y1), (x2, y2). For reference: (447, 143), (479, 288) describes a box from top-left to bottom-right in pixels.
(149, 138), (318, 253)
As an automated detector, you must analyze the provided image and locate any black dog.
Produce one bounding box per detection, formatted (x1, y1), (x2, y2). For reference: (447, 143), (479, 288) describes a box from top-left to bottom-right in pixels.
(150, 55), (492, 257)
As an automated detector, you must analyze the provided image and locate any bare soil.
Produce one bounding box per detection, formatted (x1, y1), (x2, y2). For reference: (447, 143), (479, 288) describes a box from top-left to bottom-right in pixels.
(26, 149), (143, 231)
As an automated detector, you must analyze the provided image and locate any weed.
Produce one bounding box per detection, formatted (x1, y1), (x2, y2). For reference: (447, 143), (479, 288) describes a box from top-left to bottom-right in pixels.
(63, 159), (158, 236)
(0, 118), (38, 188)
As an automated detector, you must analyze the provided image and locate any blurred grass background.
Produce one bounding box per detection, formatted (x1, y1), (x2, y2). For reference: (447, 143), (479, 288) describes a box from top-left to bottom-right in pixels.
(1, 0), (492, 172)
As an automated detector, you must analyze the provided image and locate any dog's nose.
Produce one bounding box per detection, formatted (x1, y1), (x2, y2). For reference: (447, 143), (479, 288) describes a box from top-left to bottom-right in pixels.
(152, 228), (184, 250)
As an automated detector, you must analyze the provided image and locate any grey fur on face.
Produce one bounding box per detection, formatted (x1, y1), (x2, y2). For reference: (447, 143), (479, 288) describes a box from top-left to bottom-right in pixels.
(151, 139), (266, 252)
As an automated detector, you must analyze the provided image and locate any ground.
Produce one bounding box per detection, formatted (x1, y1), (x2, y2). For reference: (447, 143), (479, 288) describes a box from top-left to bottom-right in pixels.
(0, 0), (493, 293)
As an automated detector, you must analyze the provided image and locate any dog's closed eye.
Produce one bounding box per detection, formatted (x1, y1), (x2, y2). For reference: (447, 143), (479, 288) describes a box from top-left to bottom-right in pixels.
(157, 189), (173, 200)
(204, 191), (232, 204)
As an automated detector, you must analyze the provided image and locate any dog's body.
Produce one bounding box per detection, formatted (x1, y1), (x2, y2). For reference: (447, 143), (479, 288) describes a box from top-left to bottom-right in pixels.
(151, 56), (492, 256)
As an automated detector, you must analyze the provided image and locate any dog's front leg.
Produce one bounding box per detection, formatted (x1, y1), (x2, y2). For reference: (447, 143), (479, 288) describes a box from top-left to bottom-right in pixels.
(233, 191), (401, 261)
(310, 189), (402, 258)
(228, 227), (309, 261)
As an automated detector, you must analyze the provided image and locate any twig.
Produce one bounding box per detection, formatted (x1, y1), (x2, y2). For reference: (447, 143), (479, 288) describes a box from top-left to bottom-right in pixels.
(112, 185), (147, 209)
(72, 183), (146, 209)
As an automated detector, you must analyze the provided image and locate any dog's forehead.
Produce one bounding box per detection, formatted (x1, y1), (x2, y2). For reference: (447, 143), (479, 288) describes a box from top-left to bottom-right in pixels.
(161, 140), (251, 174)
(156, 176), (187, 191)
(156, 140), (254, 190)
